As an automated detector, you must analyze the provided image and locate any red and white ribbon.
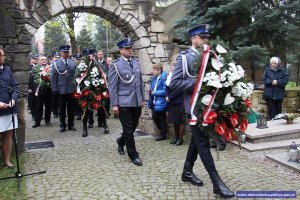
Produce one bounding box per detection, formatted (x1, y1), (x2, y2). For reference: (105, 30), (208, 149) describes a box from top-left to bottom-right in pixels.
(189, 45), (223, 125)
(189, 45), (211, 125)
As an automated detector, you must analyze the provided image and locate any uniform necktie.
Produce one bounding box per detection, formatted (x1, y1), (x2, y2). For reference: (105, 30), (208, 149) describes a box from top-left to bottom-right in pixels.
(65, 59), (69, 67)
(128, 59), (133, 69)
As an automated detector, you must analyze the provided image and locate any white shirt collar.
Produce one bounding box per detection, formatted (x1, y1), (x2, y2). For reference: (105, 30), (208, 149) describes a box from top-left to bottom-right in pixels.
(0, 65), (3, 69)
(191, 47), (200, 55)
(122, 56), (131, 62)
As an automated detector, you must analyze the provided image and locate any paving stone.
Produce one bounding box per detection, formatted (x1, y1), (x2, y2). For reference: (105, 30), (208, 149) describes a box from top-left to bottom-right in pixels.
(23, 109), (300, 199)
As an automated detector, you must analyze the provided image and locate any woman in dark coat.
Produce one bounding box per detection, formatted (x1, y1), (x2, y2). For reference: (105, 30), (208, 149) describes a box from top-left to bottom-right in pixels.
(263, 56), (289, 120)
(166, 62), (185, 146)
(0, 48), (19, 168)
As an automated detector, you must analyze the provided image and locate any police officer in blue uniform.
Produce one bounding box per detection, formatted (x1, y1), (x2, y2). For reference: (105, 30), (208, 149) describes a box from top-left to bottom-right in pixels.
(51, 45), (77, 132)
(170, 24), (235, 198)
(108, 38), (145, 166)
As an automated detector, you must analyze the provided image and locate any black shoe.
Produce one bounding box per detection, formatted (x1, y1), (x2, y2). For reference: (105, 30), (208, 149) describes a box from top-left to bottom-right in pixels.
(181, 172), (204, 186)
(88, 124), (93, 128)
(218, 145), (226, 151)
(68, 126), (77, 131)
(170, 137), (178, 144)
(210, 144), (217, 148)
(174, 139), (183, 146)
(54, 114), (58, 118)
(32, 123), (40, 128)
(104, 128), (109, 134)
(131, 157), (143, 166)
(82, 131), (88, 137)
(154, 135), (166, 141)
(76, 115), (81, 120)
(60, 127), (66, 132)
(45, 122), (52, 126)
(116, 139), (124, 155)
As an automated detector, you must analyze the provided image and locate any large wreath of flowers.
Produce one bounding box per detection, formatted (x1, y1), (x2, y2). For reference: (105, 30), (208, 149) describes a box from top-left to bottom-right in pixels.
(193, 43), (253, 143)
(32, 64), (51, 89)
(74, 56), (108, 111)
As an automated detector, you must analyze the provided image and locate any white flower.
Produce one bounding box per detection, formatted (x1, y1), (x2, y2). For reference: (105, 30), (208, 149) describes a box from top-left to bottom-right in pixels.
(236, 65), (245, 77)
(99, 79), (105, 84)
(216, 44), (227, 54)
(84, 80), (90, 87)
(232, 82), (253, 100)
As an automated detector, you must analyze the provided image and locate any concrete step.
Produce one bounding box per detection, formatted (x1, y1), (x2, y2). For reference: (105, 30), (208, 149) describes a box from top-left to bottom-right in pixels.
(266, 152), (300, 172)
(245, 118), (300, 143)
(230, 138), (300, 151)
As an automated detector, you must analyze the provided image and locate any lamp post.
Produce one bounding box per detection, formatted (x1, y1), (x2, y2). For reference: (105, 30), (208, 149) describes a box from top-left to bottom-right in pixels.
(256, 113), (268, 129)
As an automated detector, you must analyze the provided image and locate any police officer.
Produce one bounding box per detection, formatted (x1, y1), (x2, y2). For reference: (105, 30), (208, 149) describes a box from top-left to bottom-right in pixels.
(170, 24), (235, 198)
(108, 38), (145, 166)
(51, 45), (77, 132)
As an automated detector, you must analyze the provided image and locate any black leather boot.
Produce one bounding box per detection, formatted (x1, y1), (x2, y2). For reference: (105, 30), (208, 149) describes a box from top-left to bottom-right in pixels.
(181, 162), (203, 186)
(210, 171), (235, 198)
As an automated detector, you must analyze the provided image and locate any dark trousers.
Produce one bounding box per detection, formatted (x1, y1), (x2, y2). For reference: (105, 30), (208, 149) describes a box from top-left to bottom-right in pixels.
(52, 92), (59, 115)
(265, 97), (283, 120)
(28, 93), (36, 118)
(151, 110), (167, 136)
(104, 97), (110, 115)
(87, 107), (106, 125)
(35, 93), (52, 124)
(185, 124), (217, 176)
(58, 93), (76, 128)
(118, 107), (142, 159)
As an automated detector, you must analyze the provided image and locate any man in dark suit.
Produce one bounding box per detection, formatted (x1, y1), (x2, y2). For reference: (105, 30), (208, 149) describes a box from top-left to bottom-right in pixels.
(28, 54), (39, 121)
(50, 45), (77, 132)
(97, 49), (110, 118)
(170, 24), (235, 198)
(108, 38), (145, 166)
(32, 56), (52, 128)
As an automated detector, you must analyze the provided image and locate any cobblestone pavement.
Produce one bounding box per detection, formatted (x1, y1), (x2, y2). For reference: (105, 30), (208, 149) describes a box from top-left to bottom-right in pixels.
(23, 111), (300, 200)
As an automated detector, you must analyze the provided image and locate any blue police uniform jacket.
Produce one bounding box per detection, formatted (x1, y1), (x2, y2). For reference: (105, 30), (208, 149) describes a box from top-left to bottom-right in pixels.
(147, 71), (167, 111)
(263, 66), (289, 100)
(0, 64), (19, 116)
(51, 58), (76, 94)
(170, 47), (198, 115)
(108, 57), (144, 107)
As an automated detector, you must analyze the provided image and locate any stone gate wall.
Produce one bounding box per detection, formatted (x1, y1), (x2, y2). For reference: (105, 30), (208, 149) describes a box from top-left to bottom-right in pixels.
(0, 0), (177, 152)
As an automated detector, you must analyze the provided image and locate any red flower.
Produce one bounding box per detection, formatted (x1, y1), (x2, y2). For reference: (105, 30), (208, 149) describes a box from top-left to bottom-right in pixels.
(73, 92), (81, 99)
(239, 118), (248, 132)
(230, 113), (238, 128)
(81, 100), (87, 108)
(41, 75), (49, 81)
(93, 102), (101, 109)
(94, 94), (102, 101)
(224, 129), (237, 141)
(82, 89), (91, 97)
(102, 91), (109, 98)
(244, 99), (252, 108)
(215, 121), (227, 135)
(203, 111), (217, 124)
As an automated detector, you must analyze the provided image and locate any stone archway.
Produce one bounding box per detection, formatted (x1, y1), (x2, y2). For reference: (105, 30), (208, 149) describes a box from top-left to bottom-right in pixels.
(0, 0), (176, 150)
